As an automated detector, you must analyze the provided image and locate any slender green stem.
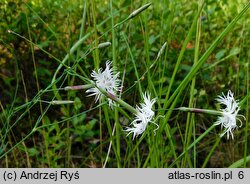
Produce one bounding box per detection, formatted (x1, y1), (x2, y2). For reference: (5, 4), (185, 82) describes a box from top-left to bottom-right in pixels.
(169, 124), (216, 168)
(103, 105), (121, 167)
(202, 136), (221, 168)
(164, 2), (204, 107)
(178, 107), (223, 116)
(187, 2), (202, 167)
(105, 91), (137, 114)
(122, 33), (143, 97)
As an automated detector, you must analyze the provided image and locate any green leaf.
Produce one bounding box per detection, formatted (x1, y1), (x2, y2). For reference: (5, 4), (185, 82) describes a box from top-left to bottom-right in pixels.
(27, 148), (39, 157)
(74, 97), (82, 110)
(229, 155), (250, 168)
(229, 47), (240, 55)
(215, 49), (226, 60)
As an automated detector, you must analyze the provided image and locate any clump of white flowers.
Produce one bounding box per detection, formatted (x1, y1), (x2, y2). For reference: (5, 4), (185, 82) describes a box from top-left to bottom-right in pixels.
(84, 60), (245, 141)
(86, 61), (158, 139)
(86, 61), (121, 108)
(125, 93), (157, 139)
(215, 90), (245, 139)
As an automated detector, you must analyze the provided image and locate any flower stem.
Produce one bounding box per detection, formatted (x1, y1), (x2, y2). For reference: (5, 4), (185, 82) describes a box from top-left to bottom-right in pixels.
(178, 107), (223, 116)
(64, 84), (94, 91)
(107, 92), (138, 114)
(95, 86), (137, 114)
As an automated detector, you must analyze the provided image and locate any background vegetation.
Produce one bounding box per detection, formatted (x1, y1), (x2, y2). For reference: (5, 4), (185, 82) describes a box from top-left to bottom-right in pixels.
(0, 0), (249, 167)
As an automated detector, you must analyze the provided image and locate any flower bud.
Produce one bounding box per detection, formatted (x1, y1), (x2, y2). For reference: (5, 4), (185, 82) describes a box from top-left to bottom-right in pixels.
(127, 3), (152, 19)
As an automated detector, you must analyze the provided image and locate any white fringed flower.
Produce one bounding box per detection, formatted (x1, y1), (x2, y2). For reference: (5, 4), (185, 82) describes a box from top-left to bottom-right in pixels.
(125, 93), (156, 139)
(86, 61), (121, 107)
(215, 90), (245, 139)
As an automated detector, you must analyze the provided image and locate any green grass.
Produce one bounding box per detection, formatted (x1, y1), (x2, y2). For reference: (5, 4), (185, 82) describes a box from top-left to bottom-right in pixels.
(0, 0), (250, 167)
